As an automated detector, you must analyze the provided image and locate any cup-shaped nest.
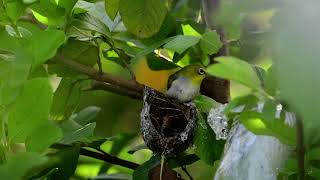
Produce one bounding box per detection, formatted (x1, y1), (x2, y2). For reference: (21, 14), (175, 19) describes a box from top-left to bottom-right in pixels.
(140, 87), (196, 155)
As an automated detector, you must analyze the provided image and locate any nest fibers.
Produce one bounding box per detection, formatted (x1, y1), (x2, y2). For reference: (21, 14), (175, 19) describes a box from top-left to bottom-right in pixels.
(140, 87), (197, 155)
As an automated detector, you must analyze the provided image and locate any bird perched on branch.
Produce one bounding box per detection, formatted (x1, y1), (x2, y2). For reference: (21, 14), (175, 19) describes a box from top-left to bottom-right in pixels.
(166, 64), (206, 102)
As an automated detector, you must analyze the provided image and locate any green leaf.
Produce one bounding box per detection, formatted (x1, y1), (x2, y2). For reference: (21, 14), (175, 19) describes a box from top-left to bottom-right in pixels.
(119, 0), (167, 38)
(223, 94), (259, 116)
(105, 0), (119, 20)
(48, 145), (80, 180)
(71, 13), (111, 36)
(308, 166), (320, 179)
(239, 111), (296, 145)
(193, 111), (224, 165)
(194, 95), (219, 113)
(164, 35), (200, 54)
(49, 40), (98, 77)
(146, 54), (179, 71)
(8, 78), (53, 143)
(200, 31), (222, 55)
(133, 155), (160, 180)
(206, 56), (262, 91)
(0, 29), (32, 105)
(91, 173), (132, 180)
(132, 37), (174, 61)
(22, 23), (66, 67)
(26, 122), (63, 153)
(30, 1), (66, 26)
(306, 147), (320, 161)
(5, 0), (26, 22)
(51, 78), (89, 120)
(73, 106), (101, 126)
(168, 154), (200, 168)
(0, 152), (48, 180)
(60, 122), (96, 144)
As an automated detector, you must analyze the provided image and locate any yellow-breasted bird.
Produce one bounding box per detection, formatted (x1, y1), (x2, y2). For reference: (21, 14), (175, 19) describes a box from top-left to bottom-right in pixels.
(166, 64), (206, 102)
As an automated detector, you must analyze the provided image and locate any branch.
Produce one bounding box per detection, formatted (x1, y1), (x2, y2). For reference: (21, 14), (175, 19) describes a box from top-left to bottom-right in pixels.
(55, 53), (144, 99)
(51, 143), (139, 170)
(79, 148), (139, 170)
(91, 81), (143, 100)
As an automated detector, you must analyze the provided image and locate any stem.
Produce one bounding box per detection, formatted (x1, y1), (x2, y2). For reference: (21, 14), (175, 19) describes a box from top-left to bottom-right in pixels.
(296, 118), (305, 180)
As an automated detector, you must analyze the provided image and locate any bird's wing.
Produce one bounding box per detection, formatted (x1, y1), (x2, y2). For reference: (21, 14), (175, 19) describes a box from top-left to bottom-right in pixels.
(167, 72), (178, 90)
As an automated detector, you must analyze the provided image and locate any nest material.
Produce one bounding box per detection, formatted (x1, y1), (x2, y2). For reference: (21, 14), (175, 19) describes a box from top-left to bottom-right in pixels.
(140, 87), (196, 155)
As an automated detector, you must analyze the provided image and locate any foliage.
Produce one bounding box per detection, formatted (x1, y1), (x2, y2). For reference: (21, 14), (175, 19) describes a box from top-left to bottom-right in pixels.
(0, 0), (320, 179)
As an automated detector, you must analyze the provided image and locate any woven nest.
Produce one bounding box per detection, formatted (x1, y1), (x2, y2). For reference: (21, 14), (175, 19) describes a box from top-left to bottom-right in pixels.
(140, 87), (197, 155)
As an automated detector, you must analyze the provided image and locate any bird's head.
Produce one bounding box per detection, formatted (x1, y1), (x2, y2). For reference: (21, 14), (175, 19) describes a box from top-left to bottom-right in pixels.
(175, 64), (206, 85)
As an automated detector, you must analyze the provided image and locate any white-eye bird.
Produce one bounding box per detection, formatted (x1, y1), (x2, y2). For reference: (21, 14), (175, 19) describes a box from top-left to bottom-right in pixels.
(166, 64), (206, 102)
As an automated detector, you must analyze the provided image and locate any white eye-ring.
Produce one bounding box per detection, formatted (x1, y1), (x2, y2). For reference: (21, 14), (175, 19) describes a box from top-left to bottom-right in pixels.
(198, 68), (206, 75)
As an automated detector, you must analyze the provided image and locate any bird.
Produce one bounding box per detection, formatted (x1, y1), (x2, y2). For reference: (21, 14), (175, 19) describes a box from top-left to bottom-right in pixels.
(165, 64), (206, 102)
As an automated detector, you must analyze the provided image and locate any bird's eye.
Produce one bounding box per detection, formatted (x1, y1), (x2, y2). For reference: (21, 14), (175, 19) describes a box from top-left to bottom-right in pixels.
(197, 68), (206, 75)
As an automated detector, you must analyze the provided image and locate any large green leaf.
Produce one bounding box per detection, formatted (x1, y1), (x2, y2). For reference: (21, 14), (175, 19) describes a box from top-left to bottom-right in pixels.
(239, 111), (296, 145)
(0, 152), (48, 180)
(206, 56), (262, 91)
(194, 96), (224, 165)
(200, 31), (222, 55)
(0, 29), (32, 105)
(73, 106), (101, 126)
(21, 23), (66, 68)
(146, 54), (179, 70)
(4, 0), (26, 22)
(8, 78), (53, 142)
(119, 0), (167, 38)
(105, 0), (119, 20)
(49, 40), (98, 77)
(164, 35), (200, 54)
(60, 122), (96, 144)
(25, 122), (63, 153)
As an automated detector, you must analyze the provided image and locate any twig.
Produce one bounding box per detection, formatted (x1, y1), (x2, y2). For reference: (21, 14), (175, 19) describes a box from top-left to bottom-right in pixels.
(104, 37), (136, 80)
(51, 143), (140, 170)
(181, 166), (194, 180)
(91, 81), (143, 99)
(296, 118), (305, 180)
(55, 53), (144, 96)
(79, 148), (139, 170)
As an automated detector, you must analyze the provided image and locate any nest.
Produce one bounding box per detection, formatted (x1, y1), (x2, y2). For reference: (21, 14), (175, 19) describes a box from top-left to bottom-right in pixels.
(140, 87), (196, 155)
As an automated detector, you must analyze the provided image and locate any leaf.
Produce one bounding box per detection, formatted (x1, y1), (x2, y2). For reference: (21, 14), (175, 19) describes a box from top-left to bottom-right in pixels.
(71, 13), (111, 36)
(73, 106), (101, 126)
(0, 152), (48, 180)
(105, 0), (119, 20)
(51, 78), (90, 120)
(48, 145), (80, 180)
(133, 155), (160, 180)
(22, 23), (66, 67)
(146, 54), (179, 71)
(239, 111), (296, 145)
(4, 0), (26, 22)
(60, 122), (96, 144)
(200, 31), (222, 55)
(49, 40), (98, 77)
(0, 29), (32, 105)
(25, 122), (63, 153)
(168, 154), (200, 168)
(132, 37), (174, 61)
(164, 35), (200, 54)
(193, 111), (224, 165)
(206, 56), (262, 91)
(30, 1), (66, 26)
(119, 0), (167, 38)
(308, 166), (320, 179)
(306, 147), (320, 161)
(8, 78), (53, 143)
(194, 95), (219, 113)
(223, 94), (259, 116)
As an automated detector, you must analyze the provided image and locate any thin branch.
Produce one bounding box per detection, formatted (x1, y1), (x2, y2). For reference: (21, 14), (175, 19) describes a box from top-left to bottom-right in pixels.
(181, 166), (193, 180)
(296, 118), (305, 180)
(79, 148), (139, 170)
(104, 37), (136, 80)
(51, 143), (140, 170)
(55, 53), (144, 96)
(91, 81), (143, 100)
